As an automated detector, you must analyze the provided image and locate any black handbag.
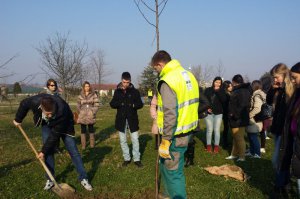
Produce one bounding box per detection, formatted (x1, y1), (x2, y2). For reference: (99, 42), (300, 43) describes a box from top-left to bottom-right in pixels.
(253, 94), (273, 122)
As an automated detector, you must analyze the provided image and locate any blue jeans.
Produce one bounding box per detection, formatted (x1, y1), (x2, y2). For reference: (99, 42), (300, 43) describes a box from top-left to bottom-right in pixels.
(272, 135), (290, 187)
(42, 125), (88, 181)
(204, 114), (223, 146)
(272, 135), (281, 170)
(118, 121), (140, 162)
(247, 133), (260, 156)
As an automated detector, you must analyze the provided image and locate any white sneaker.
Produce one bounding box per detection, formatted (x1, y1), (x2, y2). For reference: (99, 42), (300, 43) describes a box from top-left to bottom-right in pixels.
(245, 152), (253, 157)
(266, 136), (271, 140)
(237, 158), (245, 162)
(252, 154), (261, 159)
(81, 179), (92, 191)
(44, 180), (54, 190)
(260, 148), (266, 153)
(225, 155), (237, 160)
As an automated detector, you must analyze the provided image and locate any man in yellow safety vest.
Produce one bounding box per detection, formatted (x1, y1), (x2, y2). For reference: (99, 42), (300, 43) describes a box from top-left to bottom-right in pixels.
(151, 50), (199, 199)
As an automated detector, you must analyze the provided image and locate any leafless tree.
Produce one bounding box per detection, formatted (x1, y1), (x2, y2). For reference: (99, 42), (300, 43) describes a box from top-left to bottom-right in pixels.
(0, 54), (18, 79)
(191, 64), (214, 88)
(134, 0), (169, 51)
(36, 32), (88, 99)
(89, 50), (112, 85)
(215, 59), (226, 78)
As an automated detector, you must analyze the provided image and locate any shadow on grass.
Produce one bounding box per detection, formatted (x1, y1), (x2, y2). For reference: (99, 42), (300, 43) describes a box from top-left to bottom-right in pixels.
(194, 129), (206, 150)
(95, 125), (116, 143)
(83, 146), (112, 181)
(56, 146), (112, 182)
(73, 125), (116, 146)
(0, 158), (35, 178)
(233, 158), (274, 197)
(139, 134), (152, 160)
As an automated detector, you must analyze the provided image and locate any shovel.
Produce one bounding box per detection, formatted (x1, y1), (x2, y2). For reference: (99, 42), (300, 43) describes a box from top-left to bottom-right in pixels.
(16, 125), (76, 198)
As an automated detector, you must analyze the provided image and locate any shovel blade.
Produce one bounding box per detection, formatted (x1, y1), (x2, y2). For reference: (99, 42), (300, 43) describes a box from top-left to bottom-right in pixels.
(51, 183), (76, 199)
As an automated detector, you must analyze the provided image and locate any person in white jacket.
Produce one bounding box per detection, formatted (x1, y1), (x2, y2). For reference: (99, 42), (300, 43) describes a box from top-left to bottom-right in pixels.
(246, 80), (266, 158)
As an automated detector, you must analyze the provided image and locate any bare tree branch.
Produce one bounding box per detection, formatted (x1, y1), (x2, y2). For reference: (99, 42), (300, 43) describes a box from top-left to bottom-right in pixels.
(134, 0), (156, 28)
(215, 59), (226, 77)
(134, 0), (169, 51)
(89, 50), (112, 84)
(19, 72), (44, 84)
(141, 0), (155, 12)
(158, 0), (168, 16)
(36, 32), (88, 99)
(0, 54), (19, 69)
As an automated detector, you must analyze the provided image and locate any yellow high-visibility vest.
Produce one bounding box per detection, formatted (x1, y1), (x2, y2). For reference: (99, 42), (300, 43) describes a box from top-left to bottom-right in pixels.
(157, 59), (199, 136)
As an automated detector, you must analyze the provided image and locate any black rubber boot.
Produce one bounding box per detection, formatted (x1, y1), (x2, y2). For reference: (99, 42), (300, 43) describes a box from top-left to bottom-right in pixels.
(185, 139), (195, 167)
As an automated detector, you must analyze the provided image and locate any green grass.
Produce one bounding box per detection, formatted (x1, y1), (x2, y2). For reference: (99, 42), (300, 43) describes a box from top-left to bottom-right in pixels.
(0, 103), (298, 198)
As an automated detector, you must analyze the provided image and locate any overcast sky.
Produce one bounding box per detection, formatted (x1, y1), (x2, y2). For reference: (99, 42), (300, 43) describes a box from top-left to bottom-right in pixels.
(1, 0), (300, 86)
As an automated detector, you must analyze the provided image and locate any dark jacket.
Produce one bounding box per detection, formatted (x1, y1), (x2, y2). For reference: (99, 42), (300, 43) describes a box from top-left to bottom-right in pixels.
(279, 89), (300, 175)
(267, 87), (287, 136)
(14, 94), (75, 155)
(228, 83), (251, 128)
(204, 87), (227, 115)
(222, 92), (231, 119)
(110, 83), (143, 132)
(198, 87), (210, 119)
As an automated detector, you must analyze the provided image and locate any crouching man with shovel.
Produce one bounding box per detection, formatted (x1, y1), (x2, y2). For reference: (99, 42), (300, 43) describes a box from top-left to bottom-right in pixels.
(13, 94), (92, 192)
(151, 50), (199, 199)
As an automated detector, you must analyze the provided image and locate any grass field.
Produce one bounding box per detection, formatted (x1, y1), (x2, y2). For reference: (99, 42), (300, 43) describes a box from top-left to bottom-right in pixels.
(0, 101), (298, 199)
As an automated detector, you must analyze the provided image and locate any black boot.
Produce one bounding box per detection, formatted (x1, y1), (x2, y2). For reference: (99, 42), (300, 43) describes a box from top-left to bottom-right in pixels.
(184, 139), (195, 167)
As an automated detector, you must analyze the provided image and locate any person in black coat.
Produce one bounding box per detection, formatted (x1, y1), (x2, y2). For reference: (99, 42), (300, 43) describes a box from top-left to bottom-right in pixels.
(110, 72), (144, 168)
(13, 94), (92, 191)
(221, 80), (233, 148)
(225, 74), (251, 162)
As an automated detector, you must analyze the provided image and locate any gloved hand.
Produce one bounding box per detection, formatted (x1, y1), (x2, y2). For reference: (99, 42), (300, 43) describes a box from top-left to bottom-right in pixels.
(159, 139), (171, 159)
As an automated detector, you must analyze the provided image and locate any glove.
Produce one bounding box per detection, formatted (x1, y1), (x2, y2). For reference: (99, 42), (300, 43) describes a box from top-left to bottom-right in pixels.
(159, 139), (171, 159)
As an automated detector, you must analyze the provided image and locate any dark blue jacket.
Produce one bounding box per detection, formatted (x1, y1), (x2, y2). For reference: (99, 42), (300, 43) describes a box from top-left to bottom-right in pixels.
(14, 94), (75, 155)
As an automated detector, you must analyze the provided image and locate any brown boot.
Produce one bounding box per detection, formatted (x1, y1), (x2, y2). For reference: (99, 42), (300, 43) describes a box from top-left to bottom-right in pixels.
(81, 134), (86, 150)
(90, 133), (95, 148)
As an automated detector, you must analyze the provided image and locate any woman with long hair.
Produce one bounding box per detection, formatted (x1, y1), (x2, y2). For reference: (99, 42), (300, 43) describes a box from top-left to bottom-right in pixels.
(288, 63), (300, 196)
(267, 63), (294, 193)
(77, 81), (100, 149)
(204, 76), (227, 153)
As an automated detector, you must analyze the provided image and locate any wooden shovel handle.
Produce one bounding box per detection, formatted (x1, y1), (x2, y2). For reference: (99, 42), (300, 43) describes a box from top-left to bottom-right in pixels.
(16, 125), (59, 187)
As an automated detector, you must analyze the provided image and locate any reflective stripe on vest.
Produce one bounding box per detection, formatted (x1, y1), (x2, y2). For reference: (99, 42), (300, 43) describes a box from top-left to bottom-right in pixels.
(157, 59), (199, 136)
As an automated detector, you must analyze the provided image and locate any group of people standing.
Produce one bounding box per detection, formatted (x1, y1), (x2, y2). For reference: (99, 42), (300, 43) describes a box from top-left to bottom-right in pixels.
(11, 48), (300, 198)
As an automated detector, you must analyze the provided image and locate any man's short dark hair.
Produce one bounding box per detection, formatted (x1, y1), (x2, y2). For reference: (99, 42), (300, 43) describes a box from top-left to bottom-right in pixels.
(41, 96), (55, 112)
(232, 74), (244, 84)
(151, 50), (172, 66)
(122, 72), (131, 80)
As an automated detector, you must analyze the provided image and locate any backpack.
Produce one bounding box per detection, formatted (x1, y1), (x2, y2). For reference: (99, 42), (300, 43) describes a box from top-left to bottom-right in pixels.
(253, 94), (273, 122)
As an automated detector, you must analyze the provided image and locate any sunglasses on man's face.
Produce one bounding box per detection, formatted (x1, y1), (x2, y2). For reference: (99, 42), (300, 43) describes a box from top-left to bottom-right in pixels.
(49, 84), (56, 87)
